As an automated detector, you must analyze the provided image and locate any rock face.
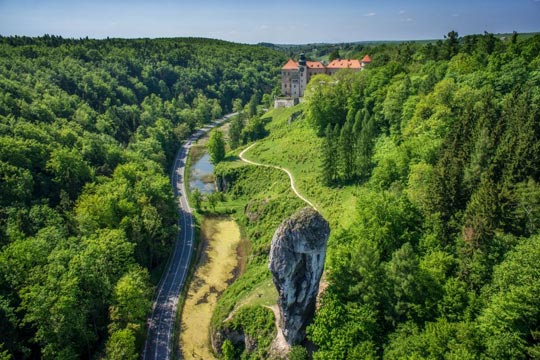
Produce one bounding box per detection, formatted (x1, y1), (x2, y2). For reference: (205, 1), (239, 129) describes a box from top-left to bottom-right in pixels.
(269, 207), (330, 345)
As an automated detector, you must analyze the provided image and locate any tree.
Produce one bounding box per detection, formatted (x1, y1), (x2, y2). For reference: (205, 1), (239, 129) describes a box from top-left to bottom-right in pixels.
(211, 99), (222, 119)
(321, 124), (336, 186)
(356, 112), (376, 180)
(288, 346), (308, 360)
(444, 30), (459, 59)
(233, 98), (243, 113)
(221, 339), (235, 360)
(478, 235), (540, 359)
(247, 93), (259, 118)
(511, 31), (518, 45)
(339, 117), (354, 182)
(0, 342), (10, 360)
(242, 116), (266, 142)
(106, 329), (138, 360)
(304, 73), (347, 136)
(386, 243), (424, 324)
(308, 292), (378, 360)
(46, 147), (93, 199)
(206, 192), (219, 212)
(108, 267), (152, 340)
(329, 49), (341, 61)
(228, 115), (244, 149)
(207, 129), (226, 164)
(191, 188), (203, 210)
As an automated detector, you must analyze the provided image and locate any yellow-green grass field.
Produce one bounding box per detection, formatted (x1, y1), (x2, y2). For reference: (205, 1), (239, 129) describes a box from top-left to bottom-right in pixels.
(180, 217), (242, 360)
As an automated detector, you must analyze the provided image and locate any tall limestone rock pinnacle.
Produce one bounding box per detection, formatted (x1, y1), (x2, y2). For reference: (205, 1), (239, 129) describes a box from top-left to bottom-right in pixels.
(268, 207), (330, 345)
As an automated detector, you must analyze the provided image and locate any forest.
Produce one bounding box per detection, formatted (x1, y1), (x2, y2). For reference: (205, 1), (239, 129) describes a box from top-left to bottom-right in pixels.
(0, 36), (285, 359)
(1, 30), (540, 360)
(303, 31), (540, 359)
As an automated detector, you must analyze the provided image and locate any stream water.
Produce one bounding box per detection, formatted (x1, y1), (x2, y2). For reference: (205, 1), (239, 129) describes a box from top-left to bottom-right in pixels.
(189, 153), (216, 194)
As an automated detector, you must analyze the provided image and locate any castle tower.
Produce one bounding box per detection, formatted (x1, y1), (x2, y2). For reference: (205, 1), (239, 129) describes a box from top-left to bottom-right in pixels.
(298, 53), (308, 96)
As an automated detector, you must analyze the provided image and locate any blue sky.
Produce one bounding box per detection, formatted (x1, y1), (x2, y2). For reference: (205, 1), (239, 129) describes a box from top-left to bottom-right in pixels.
(0, 0), (539, 43)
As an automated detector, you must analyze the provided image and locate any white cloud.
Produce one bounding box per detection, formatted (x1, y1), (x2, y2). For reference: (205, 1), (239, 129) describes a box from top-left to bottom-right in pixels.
(259, 25), (269, 30)
(399, 10), (406, 14)
(364, 12), (376, 17)
(401, 17), (414, 22)
(452, 13), (460, 17)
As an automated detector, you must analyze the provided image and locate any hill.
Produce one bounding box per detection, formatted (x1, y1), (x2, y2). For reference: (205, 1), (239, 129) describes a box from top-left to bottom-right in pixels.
(211, 31), (540, 359)
(0, 36), (286, 359)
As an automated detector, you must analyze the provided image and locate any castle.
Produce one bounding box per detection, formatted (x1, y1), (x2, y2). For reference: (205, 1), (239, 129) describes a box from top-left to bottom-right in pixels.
(281, 53), (372, 98)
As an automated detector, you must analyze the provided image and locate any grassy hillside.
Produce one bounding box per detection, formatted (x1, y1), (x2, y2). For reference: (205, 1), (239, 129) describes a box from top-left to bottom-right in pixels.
(244, 105), (357, 230)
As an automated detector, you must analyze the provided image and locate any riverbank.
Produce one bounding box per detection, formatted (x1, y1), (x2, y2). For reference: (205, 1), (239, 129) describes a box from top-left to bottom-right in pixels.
(180, 217), (242, 359)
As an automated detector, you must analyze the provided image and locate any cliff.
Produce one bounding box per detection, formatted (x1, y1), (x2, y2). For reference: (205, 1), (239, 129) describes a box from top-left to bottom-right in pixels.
(268, 207), (330, 345)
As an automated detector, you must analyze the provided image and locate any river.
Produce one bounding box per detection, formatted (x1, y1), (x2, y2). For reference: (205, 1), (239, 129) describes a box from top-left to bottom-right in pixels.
(189, 152), (216, 194)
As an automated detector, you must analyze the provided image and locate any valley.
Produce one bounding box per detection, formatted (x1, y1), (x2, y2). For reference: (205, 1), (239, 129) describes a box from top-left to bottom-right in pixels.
(1, 30), (540, 360)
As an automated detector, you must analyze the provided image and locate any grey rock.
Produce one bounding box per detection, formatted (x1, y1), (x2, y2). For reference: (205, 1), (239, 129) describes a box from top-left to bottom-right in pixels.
(215, 174), (228, 192)
(211, 327), (255, 355)
(269, 207), (330, 345)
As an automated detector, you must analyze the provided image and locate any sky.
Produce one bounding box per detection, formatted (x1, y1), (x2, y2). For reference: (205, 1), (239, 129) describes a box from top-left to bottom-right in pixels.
(0, 0), (539, 44)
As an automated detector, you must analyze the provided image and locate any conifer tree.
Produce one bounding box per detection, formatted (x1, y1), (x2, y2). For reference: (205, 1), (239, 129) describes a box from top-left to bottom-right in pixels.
(321, 124), (336, 186)
(228, 115), (244, 149)
(332, 124), (341, 182)
(356, 112), (376, 180)
(340, 118), (354, 182)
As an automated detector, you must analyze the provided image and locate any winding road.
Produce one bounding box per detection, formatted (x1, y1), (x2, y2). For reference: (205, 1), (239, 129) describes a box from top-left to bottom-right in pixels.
(142, 113), (235, 360)
(239, 143), (317, 211)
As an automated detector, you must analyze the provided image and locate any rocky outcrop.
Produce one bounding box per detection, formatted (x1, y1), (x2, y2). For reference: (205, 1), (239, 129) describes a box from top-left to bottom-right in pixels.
(269, 207), (330, 345)
(214, 164), (250, 193)
(211, 327), (257, 355)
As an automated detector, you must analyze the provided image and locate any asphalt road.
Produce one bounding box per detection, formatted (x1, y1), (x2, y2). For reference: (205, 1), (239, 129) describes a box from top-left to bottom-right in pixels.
(142, 113), (235, 360)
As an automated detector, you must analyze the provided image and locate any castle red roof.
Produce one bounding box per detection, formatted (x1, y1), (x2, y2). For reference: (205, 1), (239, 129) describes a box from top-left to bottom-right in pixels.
(361, 55), (372, 63)
(326, 59), (361, 69)
(307, 61), (325, 69)
(282, 59), (298, 70)
(282, 58), (368, 71)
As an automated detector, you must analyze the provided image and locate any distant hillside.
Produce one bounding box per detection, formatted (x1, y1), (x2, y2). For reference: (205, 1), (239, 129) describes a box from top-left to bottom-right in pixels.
(260, 31), (540, 61)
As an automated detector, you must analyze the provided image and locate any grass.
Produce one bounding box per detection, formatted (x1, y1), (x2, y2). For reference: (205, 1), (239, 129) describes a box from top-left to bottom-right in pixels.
(179, 217), (242, 360)
(232, 278), (277, 310)
(244, 105), (358, 230)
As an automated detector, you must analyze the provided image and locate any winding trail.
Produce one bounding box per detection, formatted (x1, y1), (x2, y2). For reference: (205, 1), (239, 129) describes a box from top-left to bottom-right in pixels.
(238, 143), (317, 211)
(142, 113), (235, 360)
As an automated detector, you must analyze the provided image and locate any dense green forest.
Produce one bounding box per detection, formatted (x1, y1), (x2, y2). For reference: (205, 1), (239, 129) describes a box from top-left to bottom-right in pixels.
(303, 32), (540, 358)
(0, 36), (285, 359)
(2, 31), (540, 360)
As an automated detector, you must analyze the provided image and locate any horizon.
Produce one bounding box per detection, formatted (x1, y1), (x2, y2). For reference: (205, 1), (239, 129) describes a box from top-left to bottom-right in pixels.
(1, 32), (538, 46)
(1, 0), (539, 44)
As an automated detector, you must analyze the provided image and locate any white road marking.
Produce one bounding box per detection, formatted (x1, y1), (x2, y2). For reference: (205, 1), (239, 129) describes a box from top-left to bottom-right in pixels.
(142, 113), (236, 360)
